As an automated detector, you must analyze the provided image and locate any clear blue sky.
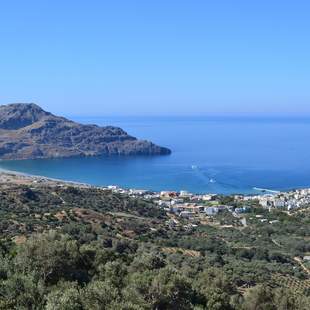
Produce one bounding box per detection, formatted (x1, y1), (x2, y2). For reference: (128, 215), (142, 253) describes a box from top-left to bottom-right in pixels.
(0, 1), (309, 116)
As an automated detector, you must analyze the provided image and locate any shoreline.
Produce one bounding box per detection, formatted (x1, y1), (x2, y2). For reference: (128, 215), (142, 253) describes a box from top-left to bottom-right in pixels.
(0, 167), (91, 188)
(1, 166), (310, 211)
(0, 166), (308, 197)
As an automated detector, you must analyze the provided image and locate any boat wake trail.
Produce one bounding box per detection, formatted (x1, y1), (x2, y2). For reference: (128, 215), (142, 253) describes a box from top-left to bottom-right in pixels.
(191, 165), (217, 184)
(253, 187), (280, 194)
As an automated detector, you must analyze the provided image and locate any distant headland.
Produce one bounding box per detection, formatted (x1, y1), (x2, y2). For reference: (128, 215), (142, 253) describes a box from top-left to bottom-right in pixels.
(0, 103), (171, 160)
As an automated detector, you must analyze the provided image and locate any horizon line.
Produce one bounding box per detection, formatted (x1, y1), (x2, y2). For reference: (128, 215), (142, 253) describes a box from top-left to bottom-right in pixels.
(68, 113), (310, 119)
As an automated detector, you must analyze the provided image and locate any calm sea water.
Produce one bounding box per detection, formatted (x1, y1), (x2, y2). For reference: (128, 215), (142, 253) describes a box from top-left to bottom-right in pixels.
(1, 116), (310, 194)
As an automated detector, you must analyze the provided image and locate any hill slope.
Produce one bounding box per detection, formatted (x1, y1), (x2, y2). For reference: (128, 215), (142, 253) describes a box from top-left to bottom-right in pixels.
(0, 103), (171, 159)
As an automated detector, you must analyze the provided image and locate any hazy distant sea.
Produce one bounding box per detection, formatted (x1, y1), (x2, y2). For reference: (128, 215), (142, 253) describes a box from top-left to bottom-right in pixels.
(1, 116), (310, 194)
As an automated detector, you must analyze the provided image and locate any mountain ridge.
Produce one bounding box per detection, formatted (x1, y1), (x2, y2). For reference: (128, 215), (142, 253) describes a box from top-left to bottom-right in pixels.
(0, 103), (171, 160)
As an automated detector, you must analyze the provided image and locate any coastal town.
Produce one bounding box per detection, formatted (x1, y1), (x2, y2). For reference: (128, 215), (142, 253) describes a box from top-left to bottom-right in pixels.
(1, 171), (309, 221)
(1, 169), (309, 238)
(108, 185), (310, 220)
(104, 180), (310, 209)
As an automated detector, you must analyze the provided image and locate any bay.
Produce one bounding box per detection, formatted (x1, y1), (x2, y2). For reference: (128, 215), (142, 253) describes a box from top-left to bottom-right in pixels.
(1, 116), (310, 194)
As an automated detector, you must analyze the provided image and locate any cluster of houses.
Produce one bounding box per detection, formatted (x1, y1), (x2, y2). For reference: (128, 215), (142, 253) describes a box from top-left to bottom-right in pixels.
(147, 190), (232, 218)
(105, 185), (310, 216)
(246, 188), (310, 210)
(104, 186), (249, 219)
(169, 204), (227, 218)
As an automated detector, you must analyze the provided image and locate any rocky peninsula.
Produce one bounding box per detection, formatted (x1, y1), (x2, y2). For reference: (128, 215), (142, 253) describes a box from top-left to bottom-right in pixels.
(0, 103), (171, 160)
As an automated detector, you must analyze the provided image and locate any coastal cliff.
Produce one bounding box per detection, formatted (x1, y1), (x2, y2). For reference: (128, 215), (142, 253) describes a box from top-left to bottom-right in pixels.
(0, 103), (171, 160)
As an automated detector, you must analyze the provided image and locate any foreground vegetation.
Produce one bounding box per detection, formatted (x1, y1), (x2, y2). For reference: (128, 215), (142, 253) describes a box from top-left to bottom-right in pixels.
(0, 182), (309, 309)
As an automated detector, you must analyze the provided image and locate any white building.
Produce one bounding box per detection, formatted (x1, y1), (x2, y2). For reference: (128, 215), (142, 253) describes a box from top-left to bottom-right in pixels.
(204, 207), (219, 216)
(273, 199), (285, 208)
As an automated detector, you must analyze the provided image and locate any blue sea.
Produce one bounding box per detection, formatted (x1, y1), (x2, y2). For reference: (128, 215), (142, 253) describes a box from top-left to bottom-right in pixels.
(1, 116), (310, 195)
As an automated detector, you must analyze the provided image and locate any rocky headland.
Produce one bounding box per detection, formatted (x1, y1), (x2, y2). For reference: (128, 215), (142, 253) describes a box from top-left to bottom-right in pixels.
(0, 103), (171, 160)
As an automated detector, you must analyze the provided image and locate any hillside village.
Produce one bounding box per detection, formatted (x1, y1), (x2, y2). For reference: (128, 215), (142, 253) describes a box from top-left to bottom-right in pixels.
(108, 185), (310, 216)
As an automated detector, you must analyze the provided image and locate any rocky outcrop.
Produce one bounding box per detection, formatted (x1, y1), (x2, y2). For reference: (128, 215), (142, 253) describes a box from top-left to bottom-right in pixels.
(0, 103), (171, 160)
